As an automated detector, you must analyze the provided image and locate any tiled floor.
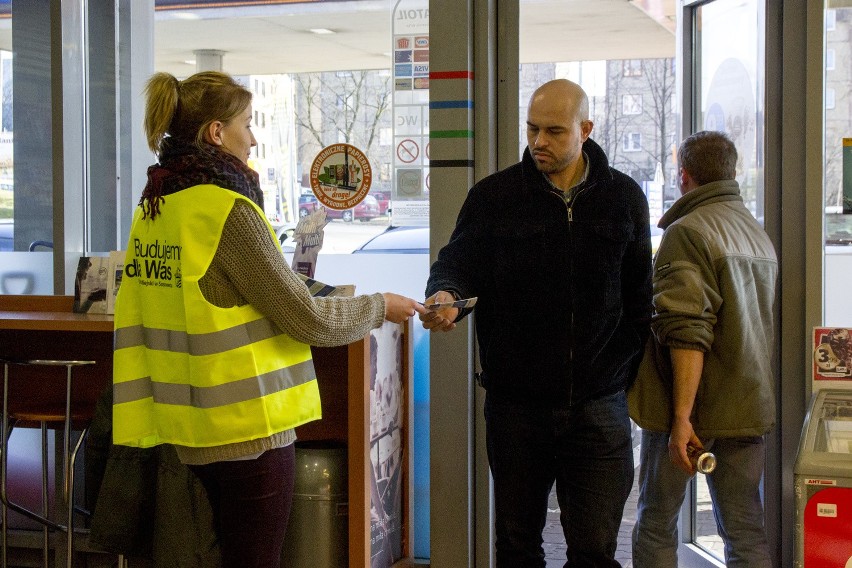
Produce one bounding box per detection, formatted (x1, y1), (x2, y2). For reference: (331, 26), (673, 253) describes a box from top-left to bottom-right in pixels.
(542, 432), (725, 567)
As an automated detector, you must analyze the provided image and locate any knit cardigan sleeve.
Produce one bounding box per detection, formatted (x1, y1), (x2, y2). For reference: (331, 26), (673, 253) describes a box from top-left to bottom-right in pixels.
(198, 200), (385, 347)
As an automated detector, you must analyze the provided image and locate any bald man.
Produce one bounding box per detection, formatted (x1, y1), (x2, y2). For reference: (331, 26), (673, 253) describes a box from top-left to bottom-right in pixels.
(421, 79), (652, 567)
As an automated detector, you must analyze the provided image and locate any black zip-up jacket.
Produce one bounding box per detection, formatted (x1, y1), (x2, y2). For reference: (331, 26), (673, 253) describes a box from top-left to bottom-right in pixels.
(426, 138), (652, 407)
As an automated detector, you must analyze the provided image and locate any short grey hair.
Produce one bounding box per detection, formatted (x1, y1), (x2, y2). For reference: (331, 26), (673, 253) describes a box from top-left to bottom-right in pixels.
(678, 131), (737, 186)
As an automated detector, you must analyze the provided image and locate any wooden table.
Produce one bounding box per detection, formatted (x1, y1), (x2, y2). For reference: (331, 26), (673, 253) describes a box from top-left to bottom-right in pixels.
(0, 295), (114, 567)
(0, 295), (113, 416)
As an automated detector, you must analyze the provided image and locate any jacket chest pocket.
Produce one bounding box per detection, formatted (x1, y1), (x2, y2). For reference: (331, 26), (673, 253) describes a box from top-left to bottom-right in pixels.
(573, 220), (634, 275)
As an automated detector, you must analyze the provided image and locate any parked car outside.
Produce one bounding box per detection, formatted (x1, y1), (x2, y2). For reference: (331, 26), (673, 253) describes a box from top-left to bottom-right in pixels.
(325, 194), (380, 222)
(350, 224), (660, 255)
(370, 191), (391, 216)
(352, 225), (429, 254)
(352, 224), (659, 255)
(297, 194), (320, 218)
(352, 224), (656, 255)
(297, 193), (380, 222)
(275, 222), (296, 247)
(0, 220), (53, 251)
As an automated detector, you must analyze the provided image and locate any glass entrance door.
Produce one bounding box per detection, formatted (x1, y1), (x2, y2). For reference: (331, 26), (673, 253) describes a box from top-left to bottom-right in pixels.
(516, 2), (677, 565)
(679, 0), (765, 565)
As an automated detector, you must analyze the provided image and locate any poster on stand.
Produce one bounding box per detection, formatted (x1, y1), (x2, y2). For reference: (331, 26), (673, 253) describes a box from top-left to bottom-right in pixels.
(368, 322), (404, 567)
(813, 327), (852, 381)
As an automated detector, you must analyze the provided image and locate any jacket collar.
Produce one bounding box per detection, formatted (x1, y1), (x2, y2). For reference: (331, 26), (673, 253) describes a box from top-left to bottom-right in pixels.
(521, 137), (612, 191)
(659, 179), (742, 229)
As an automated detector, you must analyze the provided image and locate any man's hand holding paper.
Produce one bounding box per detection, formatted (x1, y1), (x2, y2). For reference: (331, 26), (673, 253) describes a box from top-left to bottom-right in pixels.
(419, 290), (468, 332)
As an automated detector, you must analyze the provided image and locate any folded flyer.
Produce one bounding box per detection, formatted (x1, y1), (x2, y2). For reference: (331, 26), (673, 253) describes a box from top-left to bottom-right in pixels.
(424, 297), (477, 311)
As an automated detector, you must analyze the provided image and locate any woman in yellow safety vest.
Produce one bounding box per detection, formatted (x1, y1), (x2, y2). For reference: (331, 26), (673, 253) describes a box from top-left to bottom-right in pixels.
(112, 70), (424, 568)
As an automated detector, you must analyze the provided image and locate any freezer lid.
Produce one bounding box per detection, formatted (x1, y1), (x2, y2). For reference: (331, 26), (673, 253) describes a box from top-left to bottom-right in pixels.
(795, 389), (852, 476)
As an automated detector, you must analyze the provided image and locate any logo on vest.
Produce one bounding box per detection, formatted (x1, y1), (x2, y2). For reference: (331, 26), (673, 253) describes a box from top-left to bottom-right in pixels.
(125, 238), (182, 288)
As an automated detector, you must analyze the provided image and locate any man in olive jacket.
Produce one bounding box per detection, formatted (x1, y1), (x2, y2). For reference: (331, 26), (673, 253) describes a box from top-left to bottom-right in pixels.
(629, 130), (777, 568)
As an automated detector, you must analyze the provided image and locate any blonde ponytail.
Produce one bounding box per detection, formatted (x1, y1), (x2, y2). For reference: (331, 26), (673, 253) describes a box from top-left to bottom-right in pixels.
(143, 72), (180, 154)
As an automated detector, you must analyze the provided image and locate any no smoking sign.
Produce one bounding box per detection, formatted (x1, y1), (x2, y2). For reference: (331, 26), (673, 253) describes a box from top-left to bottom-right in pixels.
(396, 138), (420, 164)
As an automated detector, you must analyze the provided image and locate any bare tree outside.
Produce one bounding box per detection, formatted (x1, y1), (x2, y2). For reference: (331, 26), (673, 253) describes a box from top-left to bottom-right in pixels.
(599, 59), (676, 194)
(825, 11), (852, 211)
(593, 71), (627, 167)
(293, 70), (392, 190)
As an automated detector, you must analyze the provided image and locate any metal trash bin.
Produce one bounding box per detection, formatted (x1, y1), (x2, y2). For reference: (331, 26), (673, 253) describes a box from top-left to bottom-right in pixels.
(281, 441), (348, 568)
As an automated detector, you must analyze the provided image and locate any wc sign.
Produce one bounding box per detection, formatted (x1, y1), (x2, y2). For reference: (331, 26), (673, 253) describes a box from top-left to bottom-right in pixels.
(395, 106), (426, 136)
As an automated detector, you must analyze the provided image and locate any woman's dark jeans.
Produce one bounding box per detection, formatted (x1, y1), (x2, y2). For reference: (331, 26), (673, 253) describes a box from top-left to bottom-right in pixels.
(485, 390), (634, 568)
(190, 445), (296, 568)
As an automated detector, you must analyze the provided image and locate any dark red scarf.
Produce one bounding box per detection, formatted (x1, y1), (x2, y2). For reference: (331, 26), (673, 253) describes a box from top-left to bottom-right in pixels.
(140, 137), (263, 219)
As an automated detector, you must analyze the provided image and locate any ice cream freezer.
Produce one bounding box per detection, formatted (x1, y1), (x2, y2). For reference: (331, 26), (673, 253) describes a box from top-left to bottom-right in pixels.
(795, 389), (852, 567)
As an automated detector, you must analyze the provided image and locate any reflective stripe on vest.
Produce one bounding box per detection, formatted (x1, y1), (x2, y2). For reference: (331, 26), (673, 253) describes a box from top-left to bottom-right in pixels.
(113, 185), (321, 448)
(113, 358), (314, 407)
(114, 317), (284, 355)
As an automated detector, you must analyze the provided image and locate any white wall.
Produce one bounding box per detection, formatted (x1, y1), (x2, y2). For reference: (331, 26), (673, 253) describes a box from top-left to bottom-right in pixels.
(825, 248), (852, 327)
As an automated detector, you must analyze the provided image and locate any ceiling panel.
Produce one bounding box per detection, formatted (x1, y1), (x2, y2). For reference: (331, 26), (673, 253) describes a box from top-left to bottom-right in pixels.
(0, 1), (675, 74)
(154, 0), (675, 77)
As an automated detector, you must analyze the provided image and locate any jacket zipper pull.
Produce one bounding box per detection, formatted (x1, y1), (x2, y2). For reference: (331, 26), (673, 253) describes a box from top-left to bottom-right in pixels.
(568, 207), (573, 222)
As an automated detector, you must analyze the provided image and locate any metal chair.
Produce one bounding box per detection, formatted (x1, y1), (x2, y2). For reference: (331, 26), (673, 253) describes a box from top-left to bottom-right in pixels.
(0, 358), (96, 568)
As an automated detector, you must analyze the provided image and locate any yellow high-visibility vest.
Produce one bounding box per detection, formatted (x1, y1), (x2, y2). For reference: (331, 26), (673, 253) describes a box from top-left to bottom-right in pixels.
(112, 184), (321, 448)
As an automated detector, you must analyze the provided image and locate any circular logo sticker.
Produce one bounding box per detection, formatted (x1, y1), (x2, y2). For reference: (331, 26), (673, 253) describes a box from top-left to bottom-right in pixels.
(309, 144), (372, 210)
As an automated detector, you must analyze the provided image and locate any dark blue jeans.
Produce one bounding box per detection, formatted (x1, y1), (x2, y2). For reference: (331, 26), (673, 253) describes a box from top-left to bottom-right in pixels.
(190, 445), (296, 568)
(485, 390), (633, 568)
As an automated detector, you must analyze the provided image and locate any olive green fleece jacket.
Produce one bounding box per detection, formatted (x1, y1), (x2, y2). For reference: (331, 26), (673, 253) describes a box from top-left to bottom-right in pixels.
(176, 199), (385, 465)
(628, 180), (778, 438)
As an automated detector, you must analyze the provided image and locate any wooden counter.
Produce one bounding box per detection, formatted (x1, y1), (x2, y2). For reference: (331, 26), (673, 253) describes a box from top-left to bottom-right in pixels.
(0, 294), (113, 331)
(0, 310), (112, 332)
(0, 295), (415, 566)
(0, 294), (114, 565)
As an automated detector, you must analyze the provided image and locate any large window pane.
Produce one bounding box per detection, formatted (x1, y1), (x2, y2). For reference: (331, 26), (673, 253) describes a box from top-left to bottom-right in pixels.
(689, 0), (763, 562)
(0, 1), (55, 295)
(153, 2), (431, 561)
(695, 0), (764, 222)
(824, 6), (852, 325)
(154, 1), (402, 254)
